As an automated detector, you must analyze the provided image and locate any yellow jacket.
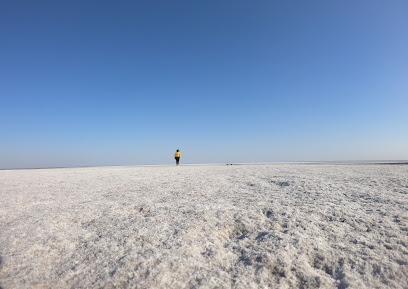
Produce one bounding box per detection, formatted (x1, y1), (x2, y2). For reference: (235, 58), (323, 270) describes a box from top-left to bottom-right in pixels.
(175, 152), (181, 158)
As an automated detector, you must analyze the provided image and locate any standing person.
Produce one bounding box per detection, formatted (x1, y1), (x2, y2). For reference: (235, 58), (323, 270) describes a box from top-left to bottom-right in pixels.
(174, 149), (181, 166)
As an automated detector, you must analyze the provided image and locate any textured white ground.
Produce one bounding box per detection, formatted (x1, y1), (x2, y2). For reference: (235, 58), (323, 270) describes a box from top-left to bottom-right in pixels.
(0, 163), (407, 289)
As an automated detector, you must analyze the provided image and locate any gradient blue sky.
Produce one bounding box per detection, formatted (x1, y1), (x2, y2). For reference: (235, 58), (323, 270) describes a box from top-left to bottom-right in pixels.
(1, 0), (407, 168)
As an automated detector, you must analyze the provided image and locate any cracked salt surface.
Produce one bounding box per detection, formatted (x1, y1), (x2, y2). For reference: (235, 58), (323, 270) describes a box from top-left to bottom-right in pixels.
(0, 163), (407, 288)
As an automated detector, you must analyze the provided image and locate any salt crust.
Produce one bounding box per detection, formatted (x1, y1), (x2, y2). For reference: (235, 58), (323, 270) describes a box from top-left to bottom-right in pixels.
(0, 163), (407, 288)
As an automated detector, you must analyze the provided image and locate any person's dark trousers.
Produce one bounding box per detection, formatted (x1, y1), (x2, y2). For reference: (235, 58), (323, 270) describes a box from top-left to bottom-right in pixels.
(175, 157), (180, 165)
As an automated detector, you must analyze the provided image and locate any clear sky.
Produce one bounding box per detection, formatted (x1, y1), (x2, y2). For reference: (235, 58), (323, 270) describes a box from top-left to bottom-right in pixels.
(1, 0), (407, 169)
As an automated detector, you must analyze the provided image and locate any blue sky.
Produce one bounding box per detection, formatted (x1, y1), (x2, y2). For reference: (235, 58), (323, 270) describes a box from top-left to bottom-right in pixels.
(1, 0), (407, 168)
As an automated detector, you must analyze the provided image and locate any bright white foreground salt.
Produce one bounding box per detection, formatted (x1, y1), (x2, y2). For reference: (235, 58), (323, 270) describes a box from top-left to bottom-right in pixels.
(0, 163), (407, 288)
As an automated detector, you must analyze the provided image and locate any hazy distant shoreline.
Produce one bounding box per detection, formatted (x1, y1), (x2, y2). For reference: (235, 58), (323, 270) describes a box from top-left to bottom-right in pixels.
(1, 160), (408, 171)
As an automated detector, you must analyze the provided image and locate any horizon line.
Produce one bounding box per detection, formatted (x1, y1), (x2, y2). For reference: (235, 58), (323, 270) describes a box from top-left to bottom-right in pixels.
(1, 160), (408, 171)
